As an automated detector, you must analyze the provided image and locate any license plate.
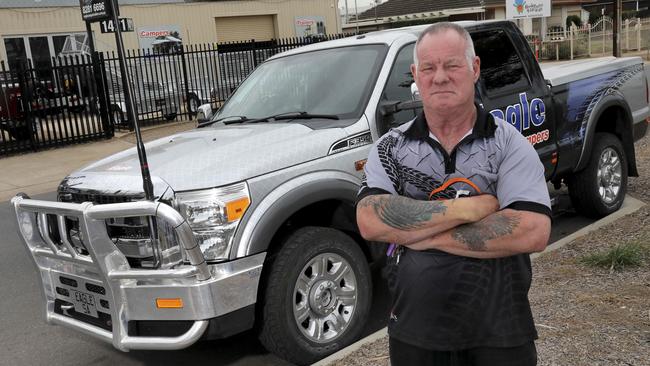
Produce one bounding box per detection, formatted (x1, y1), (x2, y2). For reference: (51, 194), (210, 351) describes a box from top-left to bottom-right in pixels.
(71, 290), (98, 318)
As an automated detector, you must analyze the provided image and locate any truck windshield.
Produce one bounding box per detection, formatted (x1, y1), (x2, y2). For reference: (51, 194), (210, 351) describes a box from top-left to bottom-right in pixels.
(212, 44), (387, 125)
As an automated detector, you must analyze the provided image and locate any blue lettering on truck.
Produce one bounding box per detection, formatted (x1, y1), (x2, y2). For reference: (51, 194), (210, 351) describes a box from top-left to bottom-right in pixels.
(490, 92), (548, 146)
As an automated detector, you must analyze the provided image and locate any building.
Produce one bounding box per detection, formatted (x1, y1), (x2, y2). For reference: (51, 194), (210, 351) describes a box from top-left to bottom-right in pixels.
(0, 0), (341, 70)
(346, 0), (596, 37)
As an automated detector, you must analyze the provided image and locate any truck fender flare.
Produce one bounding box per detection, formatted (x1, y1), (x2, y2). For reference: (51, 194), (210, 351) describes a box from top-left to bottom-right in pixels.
(232, 171), (361, 259)
(575, 94), (637, 176)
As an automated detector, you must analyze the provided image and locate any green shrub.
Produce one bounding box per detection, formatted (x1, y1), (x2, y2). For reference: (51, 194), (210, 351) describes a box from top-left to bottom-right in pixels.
(580, 242), (647, 271)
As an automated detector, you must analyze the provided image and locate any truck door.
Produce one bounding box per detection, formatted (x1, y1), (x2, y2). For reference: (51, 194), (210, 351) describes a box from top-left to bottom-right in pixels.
(471, 26), (558, 180)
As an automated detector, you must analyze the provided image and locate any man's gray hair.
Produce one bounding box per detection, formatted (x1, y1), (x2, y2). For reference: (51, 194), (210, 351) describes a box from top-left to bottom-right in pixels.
(413, 22), (476, 71)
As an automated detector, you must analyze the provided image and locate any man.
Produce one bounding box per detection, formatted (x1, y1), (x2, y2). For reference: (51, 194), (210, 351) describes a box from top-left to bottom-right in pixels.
(356, 22), (552, 365)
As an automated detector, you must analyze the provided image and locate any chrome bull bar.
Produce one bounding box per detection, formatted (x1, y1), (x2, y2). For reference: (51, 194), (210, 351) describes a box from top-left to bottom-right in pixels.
(12, 196), (212, 351)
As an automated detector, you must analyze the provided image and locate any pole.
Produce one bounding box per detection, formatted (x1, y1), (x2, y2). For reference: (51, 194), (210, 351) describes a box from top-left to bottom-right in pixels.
(109, 0), (160, 268)
(109, 0), (154, 201)
(613, 0), (621, 57)
(86, 21), (112, 137)
(344, 0), (349, 24)
(354, 0), (359, 34)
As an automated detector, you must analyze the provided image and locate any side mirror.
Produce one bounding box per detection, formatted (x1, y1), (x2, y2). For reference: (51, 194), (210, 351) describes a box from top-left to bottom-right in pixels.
(410, 83), (421, 101)
(196, 103), (213, 124)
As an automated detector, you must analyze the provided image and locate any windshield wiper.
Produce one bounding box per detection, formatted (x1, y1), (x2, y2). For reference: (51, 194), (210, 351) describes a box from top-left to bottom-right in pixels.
(197, 115), (249, 128)
(247, 111), (340, 123)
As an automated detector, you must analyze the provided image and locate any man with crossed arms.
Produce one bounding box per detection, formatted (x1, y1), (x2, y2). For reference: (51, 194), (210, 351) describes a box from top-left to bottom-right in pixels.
(356, 22), (551, 365)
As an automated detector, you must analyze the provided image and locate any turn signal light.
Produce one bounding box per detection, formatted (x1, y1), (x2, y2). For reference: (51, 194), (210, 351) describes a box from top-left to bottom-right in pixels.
(156, 298), (183, 309)
(226, 197), (250, 222)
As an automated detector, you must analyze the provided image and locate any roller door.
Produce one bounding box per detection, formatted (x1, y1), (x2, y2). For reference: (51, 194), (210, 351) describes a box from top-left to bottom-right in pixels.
(215, 15), (276, 43)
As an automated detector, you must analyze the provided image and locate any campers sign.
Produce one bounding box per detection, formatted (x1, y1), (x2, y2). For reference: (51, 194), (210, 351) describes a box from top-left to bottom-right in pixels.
(79, 0), (112, 22)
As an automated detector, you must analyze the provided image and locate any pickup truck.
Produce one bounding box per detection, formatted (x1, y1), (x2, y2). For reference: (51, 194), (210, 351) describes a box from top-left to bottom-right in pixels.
(12, 20), (648, 365)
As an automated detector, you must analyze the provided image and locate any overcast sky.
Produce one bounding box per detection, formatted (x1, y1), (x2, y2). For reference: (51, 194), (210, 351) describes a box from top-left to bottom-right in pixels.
(338, 0), (375, 10)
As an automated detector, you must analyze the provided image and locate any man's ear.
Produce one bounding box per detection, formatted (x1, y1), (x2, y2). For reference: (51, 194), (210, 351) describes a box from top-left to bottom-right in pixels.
(410, 63), (417, 79)
(472, 56), (481, 83)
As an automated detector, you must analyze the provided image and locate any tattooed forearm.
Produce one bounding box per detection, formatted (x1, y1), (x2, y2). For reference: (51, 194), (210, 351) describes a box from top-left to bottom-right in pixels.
(451, 212), (521, 251)
(359, 195), (447, 230)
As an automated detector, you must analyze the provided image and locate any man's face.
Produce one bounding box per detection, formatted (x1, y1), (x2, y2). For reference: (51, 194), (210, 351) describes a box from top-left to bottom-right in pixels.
(411, 30), (480, 114)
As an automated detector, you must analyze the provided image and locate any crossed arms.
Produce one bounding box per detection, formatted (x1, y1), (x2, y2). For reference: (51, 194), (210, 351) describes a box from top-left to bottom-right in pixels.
(356, 194), (551, 259)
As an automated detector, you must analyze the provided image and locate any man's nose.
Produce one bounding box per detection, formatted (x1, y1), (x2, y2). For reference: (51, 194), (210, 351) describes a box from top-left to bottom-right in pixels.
(432, 69), (449, 84)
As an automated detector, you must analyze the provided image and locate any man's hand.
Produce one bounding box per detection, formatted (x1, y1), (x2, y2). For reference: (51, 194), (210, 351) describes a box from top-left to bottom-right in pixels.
(463, 194), (500, 222)
(356, 194), (499, 245)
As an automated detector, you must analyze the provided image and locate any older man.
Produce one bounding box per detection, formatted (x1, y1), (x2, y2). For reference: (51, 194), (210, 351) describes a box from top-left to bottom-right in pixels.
(356, 23), (552, 365)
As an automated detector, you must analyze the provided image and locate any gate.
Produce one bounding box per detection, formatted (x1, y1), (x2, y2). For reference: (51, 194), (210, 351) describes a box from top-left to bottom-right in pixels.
(0, 55), (112, 157)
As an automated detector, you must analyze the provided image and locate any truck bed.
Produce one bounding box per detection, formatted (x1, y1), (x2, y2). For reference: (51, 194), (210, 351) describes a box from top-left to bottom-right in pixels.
(539, 56), (643, 86)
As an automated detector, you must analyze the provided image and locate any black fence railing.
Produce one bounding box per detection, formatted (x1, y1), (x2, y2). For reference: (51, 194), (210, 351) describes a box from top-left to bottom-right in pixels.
(1, 33), (352, 156)
(0, 56), (111, 157)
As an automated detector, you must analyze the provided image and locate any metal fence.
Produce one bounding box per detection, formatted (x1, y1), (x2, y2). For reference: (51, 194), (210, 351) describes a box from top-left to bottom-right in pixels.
(1, 56), (111, 157)
(527, 16), (650, 61)
(0, 33), (350, 156)
(101, 34), (351, 130)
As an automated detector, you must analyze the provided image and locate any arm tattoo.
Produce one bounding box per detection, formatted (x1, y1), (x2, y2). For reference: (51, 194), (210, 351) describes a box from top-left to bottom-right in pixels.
(451, 212), (521, 251)
(359, 195), (447, 230)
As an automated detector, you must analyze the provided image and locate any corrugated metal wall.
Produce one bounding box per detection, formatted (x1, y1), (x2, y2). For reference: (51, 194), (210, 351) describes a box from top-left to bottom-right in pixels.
(0, 0), (340, 62)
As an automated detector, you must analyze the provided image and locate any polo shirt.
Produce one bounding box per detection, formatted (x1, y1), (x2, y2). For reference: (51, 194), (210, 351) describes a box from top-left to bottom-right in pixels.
(358, 105), (552, 350)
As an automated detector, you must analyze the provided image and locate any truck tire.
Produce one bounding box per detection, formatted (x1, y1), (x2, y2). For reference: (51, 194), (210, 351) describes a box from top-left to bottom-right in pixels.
(568, 132), (628, 218)
(258, 227), (372, 365)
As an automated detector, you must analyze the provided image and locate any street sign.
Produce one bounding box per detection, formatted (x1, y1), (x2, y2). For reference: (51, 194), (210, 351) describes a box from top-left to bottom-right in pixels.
(100, 18), (134, 33)
(79, 0), (113, 22)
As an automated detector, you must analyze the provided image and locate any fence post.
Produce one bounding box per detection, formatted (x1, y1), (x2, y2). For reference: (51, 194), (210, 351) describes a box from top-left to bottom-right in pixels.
(570, 26), (574, 60)
(625, 19), (630, 51)
(587, 24), (591, 57)
(94, 52), (113, 138)
(251, 39), (257, 68)
(602, 18), (607, 56)
(638, 18), (642, 51)
(179, 44), (191, 119)
(17, 61), (37, 151)
(555, 42), (559, 60)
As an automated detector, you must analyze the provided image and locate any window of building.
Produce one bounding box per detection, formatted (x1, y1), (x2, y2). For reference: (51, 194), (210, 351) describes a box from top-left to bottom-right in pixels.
(3, 32), (89, 75)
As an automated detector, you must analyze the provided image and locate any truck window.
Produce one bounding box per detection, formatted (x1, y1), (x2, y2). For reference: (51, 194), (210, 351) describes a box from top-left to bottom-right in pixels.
(472, 29), (530, 96)
(380, 43), (417, 126)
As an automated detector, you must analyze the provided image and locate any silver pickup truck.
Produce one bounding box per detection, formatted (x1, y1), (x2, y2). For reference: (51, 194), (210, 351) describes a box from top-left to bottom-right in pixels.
(12, 20), (648, 365)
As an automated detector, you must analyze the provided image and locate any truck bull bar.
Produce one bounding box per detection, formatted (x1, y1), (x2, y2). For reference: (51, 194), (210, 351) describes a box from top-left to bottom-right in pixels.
(11, 195), (264, 351)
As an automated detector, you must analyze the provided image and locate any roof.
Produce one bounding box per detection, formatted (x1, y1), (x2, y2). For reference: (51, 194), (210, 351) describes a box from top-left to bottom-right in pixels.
(356, 0), (598, 18)
(356, 0), (483, 21)
(0, 0), (184, 8)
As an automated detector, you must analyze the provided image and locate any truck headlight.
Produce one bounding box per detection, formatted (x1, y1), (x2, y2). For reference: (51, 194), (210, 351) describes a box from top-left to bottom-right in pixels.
(175, 182), (250, 262)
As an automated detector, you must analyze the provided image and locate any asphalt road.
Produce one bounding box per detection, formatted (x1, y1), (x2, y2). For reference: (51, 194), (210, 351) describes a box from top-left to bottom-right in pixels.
(0, 189), (595, 366)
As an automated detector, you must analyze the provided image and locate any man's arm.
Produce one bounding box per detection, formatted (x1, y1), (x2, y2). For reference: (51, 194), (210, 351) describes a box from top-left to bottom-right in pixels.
(404, 209), (551, 258)
(356, 194), (499, 245)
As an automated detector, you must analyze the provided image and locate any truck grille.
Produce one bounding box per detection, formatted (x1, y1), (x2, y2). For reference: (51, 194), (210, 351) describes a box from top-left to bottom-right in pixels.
(58, 191), (180, 268)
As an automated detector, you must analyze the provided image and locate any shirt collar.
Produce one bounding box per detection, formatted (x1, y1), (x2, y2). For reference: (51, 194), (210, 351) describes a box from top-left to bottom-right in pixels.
(404, 102), (497, 141)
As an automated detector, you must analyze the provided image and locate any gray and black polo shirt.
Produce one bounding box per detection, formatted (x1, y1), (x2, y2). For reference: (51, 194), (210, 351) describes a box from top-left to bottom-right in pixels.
(358, 105), (551, 351)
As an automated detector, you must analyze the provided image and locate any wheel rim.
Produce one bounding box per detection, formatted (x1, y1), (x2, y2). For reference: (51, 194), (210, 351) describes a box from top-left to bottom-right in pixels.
(292, 253), (358, 344)
(597, 147), (622, 204)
